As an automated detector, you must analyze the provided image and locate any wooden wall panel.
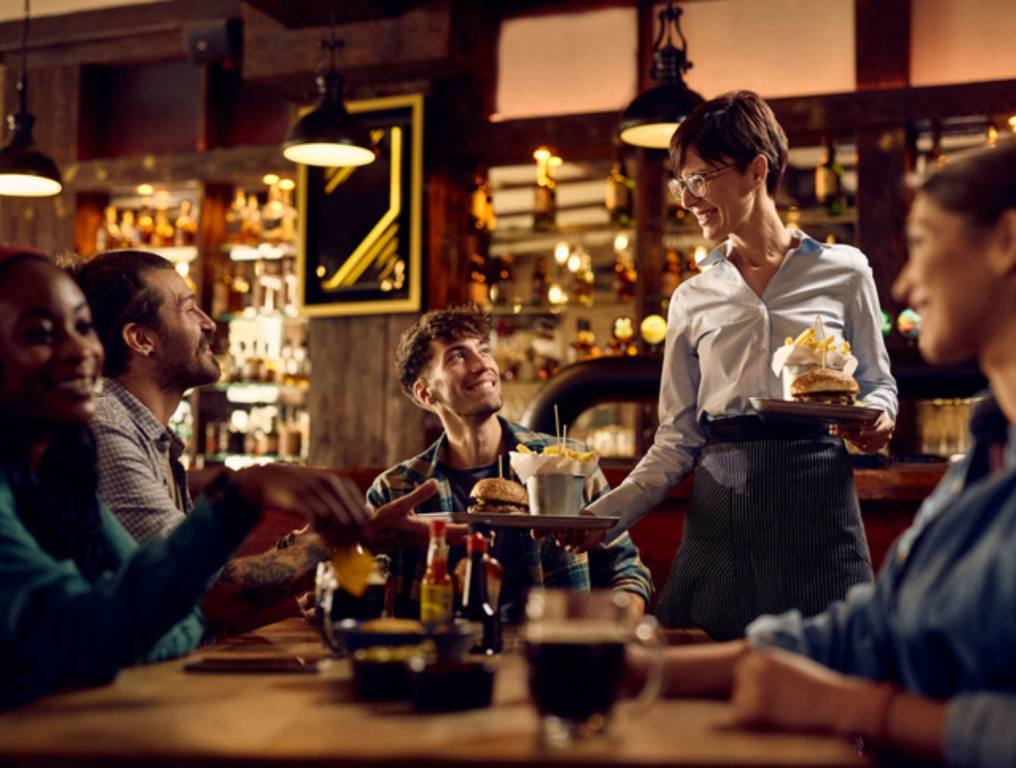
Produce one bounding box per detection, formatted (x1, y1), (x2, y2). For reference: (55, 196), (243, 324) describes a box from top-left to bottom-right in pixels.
(856, 125), (912, 326)
(307, 313), (428, 470)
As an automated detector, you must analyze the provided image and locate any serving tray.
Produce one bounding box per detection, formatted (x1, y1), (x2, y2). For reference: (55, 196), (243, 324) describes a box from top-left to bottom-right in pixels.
(750, 397), (881, 425)
(450, 512), (618, 530)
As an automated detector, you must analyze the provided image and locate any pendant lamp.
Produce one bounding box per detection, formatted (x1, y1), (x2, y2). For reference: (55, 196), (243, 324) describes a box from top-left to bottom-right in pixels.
(282, 7), (377, 168)
(617, 1), (704, 150)
(0, 0), (62, 198)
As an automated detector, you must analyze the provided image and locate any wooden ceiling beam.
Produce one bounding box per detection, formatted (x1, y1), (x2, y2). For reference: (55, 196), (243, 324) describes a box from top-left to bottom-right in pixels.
(0, 0), (241, 67)
(241, 2), (452, 96)
(472, 78), (1016, 166)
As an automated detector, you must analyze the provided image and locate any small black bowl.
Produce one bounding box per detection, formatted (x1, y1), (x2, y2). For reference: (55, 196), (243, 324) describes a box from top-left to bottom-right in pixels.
(351, 645), (420, 702)
(408, 657), (496, 712)
(325, 618), (479, 661)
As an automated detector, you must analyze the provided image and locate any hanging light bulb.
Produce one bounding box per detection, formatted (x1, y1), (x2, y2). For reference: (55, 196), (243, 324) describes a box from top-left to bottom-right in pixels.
(282, 5), (376, 168)
(0, 0), (62, 198)
(617, 1), (704, 150)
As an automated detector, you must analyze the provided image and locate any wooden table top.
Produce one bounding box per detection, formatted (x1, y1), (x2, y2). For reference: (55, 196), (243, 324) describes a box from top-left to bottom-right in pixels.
(0, 619), (870, 768)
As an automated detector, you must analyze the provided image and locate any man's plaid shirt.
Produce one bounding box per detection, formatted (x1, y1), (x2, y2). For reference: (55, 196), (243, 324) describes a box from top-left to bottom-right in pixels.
(366, 418), (653, 618)
(93, 378), (191, 542)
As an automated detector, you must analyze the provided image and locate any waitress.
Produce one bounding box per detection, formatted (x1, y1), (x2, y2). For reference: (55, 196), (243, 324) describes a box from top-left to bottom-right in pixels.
(584, 90), (897, 640)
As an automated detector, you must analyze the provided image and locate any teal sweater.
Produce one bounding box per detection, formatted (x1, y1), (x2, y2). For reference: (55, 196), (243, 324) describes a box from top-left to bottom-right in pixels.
(0, 468), (256, 710)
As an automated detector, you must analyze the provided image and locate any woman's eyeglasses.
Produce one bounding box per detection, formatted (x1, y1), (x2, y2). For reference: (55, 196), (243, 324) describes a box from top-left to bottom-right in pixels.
(667, 162), (737, 200)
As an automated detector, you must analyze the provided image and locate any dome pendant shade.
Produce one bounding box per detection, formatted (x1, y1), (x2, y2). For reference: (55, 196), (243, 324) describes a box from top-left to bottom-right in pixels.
(283, 72), (377, 168)
(617, 1), (704, 150)
(618, 82), (704, 149)
(0, 111), (62, 197)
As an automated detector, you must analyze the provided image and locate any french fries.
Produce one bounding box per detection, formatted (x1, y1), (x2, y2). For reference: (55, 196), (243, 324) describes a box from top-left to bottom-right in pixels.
(784, 329), (851, 356)
(515, 443), (596, 462)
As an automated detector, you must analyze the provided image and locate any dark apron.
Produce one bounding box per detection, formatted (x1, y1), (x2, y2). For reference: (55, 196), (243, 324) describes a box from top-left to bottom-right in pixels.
(655, 416), (874, 641)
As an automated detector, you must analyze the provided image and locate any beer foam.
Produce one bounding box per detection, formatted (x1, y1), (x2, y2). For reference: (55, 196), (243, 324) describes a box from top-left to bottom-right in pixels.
(524, 621), (628, 645)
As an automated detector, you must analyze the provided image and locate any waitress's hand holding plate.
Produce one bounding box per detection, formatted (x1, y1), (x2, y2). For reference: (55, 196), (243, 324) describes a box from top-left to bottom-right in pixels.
(830, 411), (894, 453)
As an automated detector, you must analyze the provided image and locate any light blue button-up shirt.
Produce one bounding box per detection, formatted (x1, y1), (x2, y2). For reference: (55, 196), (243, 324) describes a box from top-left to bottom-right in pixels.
(748, 395), (1016, 768)
(589, 230), (898, 535)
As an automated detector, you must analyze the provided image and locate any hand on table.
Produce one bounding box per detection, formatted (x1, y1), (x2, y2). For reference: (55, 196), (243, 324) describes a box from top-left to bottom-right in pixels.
(730, 647), (876, 737)
(364, 479), (469, 548)
(830, 411), (894, 453)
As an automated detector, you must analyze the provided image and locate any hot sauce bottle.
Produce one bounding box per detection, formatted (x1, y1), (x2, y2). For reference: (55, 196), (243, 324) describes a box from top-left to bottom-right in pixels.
(420, 518), (453, 622)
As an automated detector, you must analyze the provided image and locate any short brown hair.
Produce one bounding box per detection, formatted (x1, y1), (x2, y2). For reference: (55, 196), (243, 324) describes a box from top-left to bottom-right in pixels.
(670, 90), (788, 195)
(396, 304), (491, 397)
(73, 250), (175, 377)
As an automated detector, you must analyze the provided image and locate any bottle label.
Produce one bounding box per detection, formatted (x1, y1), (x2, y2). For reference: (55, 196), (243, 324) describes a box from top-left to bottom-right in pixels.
(420, 583), (453, 622)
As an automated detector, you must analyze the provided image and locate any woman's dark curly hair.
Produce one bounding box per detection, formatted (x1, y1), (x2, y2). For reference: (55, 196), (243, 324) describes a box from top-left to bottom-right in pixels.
(396, 304), (491, 398)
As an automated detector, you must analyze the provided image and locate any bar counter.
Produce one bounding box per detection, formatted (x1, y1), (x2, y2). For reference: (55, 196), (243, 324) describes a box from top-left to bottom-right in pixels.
(0, 618), (869, 768)
(191, 462), (947, 595)
(604, 462), (947, 589)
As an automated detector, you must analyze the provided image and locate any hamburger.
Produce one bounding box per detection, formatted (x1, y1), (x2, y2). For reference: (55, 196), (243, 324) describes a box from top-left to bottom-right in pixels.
(790, 368), (859, 406)
(468, 477), (529, 515)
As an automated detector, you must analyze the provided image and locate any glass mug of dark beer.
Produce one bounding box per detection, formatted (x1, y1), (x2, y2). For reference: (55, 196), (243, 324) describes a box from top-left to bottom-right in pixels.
(524, 589), (663, 745)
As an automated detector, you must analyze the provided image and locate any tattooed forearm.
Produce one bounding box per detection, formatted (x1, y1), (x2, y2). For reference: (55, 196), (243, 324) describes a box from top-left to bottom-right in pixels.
(217, 534), (331, 605)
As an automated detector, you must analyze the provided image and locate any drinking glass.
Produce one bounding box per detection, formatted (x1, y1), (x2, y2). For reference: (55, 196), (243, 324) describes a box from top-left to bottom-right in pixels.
(523, 589), (663, 745)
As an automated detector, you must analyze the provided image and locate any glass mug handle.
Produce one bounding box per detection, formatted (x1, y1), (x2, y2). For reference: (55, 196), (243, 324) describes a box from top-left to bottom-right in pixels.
(626, 615), (665, 714)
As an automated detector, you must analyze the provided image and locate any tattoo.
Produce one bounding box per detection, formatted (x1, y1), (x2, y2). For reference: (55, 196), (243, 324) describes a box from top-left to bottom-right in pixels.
(218, 535), (332, 606)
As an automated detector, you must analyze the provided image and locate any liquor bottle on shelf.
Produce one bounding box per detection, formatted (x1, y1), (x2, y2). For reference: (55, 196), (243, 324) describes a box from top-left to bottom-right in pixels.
(293, 342), (311, 387)
(613, 249), (637, 302)
(487, 253), (515, 306)
(243, 194), (262, 244)
(532, 255), (551, 305)
(212, 263), (231, 318)
(241, 340), (263, 383)
(228, 262), (251, 314)
(137, 205), (155, 246)
(203, 420), (220, 456)
(261, 183), (285, 243)
(251, 259), (267, 312)
(420, 519), (453, 623)
(152, 207), (174, 247)
(174, 199), (197, 247)
(279, 179), (298, 245)
(281, 256), (299, 315)
(605, 155), (634, 227)
(469, 174), (493, 233)
(661, 248), (682, 296)
(815, 137), (845, 215)
(460, 532), (502, 655)
(95, 205), (122, 252)
(532, 147), (558, 232)
(120, 210), (139, 249)
(466, 251), (488, 306)
(225, 188), (247, 244)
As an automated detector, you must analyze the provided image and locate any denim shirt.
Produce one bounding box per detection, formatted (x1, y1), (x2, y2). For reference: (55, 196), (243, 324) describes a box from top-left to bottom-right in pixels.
(747, 395), (1016, 768)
